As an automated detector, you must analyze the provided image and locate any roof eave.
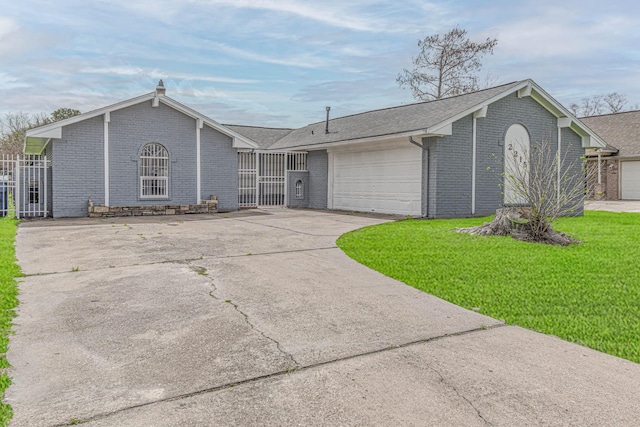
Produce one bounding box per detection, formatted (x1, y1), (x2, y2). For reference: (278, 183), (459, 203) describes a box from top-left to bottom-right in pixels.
(269, 129), (436, 151)
(23, 92), (260, 152)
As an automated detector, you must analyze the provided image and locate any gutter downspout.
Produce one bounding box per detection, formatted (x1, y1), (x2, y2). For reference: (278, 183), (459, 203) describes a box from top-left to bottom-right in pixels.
(409, 136), (429, 218)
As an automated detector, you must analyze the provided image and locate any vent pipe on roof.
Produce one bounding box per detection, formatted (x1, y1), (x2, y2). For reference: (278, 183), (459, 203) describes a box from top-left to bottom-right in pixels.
(325, 106), (331, 134)
(156, 79), (166, 96)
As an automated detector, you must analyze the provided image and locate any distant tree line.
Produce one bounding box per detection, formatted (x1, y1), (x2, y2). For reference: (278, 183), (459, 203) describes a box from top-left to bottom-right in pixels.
(0, 108), (80, 155)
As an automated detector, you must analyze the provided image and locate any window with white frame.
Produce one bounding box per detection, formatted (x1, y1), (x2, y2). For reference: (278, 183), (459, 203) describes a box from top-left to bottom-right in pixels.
(140, 143), (169, 198)
(295, 179), (304, 199)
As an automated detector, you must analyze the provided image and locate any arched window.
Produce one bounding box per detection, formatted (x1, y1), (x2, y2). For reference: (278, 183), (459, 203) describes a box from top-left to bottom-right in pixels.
(295, 179), (304, 199)
(140, 143), (169, 198)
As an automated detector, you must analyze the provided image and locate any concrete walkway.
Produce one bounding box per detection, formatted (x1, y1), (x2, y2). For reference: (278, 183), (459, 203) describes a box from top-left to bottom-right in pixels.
(6, 209), (640, 426)
(585, 200), (640, 212)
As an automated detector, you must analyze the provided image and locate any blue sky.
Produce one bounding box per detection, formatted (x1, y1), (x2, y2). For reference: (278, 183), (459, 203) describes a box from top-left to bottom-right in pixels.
(1, 0), (639, 127)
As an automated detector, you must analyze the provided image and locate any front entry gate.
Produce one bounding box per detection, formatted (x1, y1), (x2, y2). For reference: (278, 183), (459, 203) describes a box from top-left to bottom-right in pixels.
(238, 151), (306, 207)
(0, 154), (50, 218)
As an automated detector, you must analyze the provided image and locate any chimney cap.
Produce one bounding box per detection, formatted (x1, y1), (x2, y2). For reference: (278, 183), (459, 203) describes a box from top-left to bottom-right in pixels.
(155, 79), (166, 95)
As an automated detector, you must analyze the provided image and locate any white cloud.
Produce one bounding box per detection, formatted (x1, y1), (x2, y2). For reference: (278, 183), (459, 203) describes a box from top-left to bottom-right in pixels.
(81, 66), (145, 76)
(0, 72), (29, 90)
(0, 16), (19, 38)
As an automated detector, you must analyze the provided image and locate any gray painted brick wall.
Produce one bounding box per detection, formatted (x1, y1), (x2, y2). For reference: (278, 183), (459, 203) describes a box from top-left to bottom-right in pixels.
(307, 150), (328, 209)
(423, 92), (585, 218)
(562, 127), (585, 215)
(52, 116), (105, 217)
(286, 171), (309, 208)
(49, 100), (241, 217)
(109, 102), (197, 207)
(430, 117), (474, 218)
(200, 125), (238, 211)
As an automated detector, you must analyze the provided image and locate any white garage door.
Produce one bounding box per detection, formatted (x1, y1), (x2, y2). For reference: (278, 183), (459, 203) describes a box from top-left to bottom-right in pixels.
(621, 161), (640, 200)
(331, 145), (422, 215)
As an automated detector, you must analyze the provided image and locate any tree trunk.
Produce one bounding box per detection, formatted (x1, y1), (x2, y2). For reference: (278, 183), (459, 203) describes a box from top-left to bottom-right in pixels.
(456, 207), (579, 246)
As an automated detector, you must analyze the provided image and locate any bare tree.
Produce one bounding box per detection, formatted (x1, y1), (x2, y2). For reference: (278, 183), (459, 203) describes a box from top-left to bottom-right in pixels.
(397, 27), (498, 101)
(457, 139), (593, 245)
(570, 92), (630, 117)
(0, 108), (80, 155)
(603, 92), (628, 113)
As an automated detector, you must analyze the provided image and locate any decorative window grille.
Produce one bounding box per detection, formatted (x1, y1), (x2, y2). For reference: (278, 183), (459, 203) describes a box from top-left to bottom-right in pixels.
(295, 179), (304, 199)
(140, 143), (169, 198)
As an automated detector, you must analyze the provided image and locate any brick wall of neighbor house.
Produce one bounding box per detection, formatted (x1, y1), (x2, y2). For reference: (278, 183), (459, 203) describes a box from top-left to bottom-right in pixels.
(108, 102), (198, 208)
(606, 159), (619, 200)
(200, 124), (238, 211)
(307, 150), (328, 209)
(286, 171), (309, 208)
(52, 116), (105, 217)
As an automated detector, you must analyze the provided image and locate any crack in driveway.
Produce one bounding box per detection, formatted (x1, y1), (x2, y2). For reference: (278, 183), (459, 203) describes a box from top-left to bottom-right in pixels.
(190, 263), (301, 369)
(48, 325), (505, 427)
(427, 364), (493, 426)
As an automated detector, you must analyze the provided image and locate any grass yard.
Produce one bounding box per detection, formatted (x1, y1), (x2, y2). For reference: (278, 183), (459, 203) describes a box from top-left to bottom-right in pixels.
(0, 216), (21, 426)
(337, 210), (640, 364)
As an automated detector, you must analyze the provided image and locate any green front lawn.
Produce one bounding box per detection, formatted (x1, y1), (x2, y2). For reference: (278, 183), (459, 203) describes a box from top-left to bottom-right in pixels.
(337, 211), (640, 364)
(0, 216), (20, 426)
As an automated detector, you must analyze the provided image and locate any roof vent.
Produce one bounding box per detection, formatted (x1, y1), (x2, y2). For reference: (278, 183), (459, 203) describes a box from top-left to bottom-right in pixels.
(325, 106), (331, 134)
(155, 79), (166, 96)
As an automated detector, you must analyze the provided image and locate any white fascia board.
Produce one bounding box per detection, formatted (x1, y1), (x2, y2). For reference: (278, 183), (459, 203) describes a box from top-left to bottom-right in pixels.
(526, 83), (606, 148)
(271, 129), (432, 151)
(326, 137), (419, 154)
(29, 127), (62, 139)
(25, 92), (156, 138)
(159, 97), (259, 149)
(418, 80), (533, 139)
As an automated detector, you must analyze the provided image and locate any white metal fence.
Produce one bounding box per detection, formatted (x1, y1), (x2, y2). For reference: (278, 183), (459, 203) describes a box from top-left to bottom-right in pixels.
(0, 154), (50, 218)
(238, 151), (307, 207)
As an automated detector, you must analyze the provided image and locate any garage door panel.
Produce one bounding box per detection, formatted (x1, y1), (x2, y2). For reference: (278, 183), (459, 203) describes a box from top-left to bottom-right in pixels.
(621, 161), (640, 200)
(332, 146), (422, 215)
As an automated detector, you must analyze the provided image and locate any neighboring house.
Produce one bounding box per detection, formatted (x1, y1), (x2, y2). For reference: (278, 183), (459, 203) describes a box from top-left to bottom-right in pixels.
(24, 79), (605, 218)
(581, 111), (640, 200)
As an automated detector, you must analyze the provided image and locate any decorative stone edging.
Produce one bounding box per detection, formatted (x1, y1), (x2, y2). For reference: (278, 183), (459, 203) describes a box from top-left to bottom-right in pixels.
(87, 196), (218, 218)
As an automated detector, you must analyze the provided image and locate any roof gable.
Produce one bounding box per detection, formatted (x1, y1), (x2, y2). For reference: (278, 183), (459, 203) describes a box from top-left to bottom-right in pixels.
(267, 79), (606, 150)
(24, 93), (259, 154)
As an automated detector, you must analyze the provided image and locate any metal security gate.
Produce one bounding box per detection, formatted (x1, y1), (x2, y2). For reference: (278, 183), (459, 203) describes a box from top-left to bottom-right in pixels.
(0, 154), (50, 218)
(238, 151), (306, 207)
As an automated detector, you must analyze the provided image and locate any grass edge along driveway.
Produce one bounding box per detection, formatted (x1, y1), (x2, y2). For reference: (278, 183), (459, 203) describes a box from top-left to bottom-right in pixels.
(337, 210), (640, 364)
(0, 216), (21, 426)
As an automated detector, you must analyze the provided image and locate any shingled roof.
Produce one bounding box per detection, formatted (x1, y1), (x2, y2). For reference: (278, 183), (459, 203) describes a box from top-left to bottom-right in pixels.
(267, 81), (524, 150)
(580, 110), (640, 157)
(223, 124), (293, 149)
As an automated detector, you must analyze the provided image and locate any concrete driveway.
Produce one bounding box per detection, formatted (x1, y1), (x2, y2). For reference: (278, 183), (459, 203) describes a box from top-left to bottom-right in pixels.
(586, 200), (640, 212)
(7, 209), (640, 426)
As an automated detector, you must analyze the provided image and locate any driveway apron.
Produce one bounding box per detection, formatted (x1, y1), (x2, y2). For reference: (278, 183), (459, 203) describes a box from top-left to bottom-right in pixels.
(6, 209), (640, 426)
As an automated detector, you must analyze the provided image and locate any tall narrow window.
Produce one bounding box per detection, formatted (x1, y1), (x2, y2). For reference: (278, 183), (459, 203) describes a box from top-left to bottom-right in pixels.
(140, 143), (169, 198)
